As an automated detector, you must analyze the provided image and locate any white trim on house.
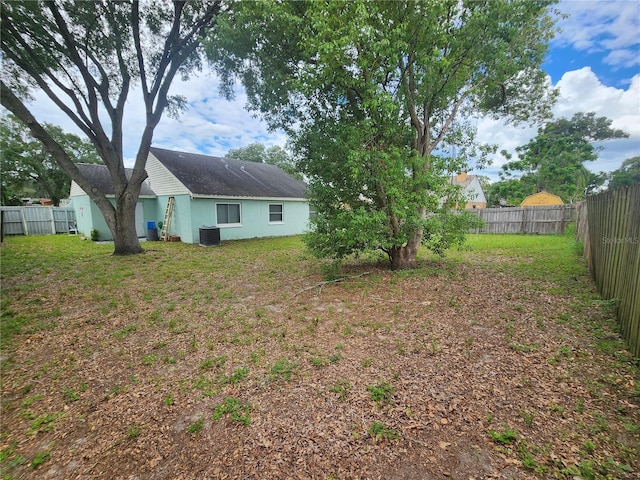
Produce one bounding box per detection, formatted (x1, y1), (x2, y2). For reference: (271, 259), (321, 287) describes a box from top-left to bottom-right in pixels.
(268, 203), (284, 224)
(191, 194), (307, 202)
(215, 202), (242, 227)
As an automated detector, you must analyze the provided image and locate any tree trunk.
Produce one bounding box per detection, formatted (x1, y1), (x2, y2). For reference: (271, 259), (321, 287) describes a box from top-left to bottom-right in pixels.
(110, 191), (143, 255)
(388, 231), (422, 270)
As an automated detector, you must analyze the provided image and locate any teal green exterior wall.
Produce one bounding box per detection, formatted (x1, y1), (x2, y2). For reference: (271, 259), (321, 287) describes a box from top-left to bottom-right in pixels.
(206, 199), (309, 241)
(71, 195), (96, 237)
(138, 198), (161, 239)
(89, 200), (111, 240)
(154, 194), (195, 242)
(156, 196), (308, 243)
(74, 194), (309, 244)
(71, 196), (157, 241)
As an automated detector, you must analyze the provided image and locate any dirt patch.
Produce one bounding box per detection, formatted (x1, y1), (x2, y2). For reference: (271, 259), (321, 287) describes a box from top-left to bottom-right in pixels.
(1, 246), (638, 479)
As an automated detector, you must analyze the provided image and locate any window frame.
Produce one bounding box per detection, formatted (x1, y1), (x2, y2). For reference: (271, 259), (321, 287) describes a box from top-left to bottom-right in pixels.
(268, 203), (284, 224)
(215, 202), (242, 227)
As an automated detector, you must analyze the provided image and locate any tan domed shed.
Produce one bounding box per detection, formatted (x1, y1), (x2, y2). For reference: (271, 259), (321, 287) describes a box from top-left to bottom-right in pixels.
(520, 191), (564, 207)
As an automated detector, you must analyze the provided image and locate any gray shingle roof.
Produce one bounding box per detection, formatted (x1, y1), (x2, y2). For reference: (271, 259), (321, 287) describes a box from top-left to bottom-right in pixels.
(75, 163), (156, 196)
(149, 147), (307, 199)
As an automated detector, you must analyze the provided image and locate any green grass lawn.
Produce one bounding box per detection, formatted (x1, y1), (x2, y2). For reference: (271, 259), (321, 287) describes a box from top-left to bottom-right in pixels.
(446, 230), (588, 284)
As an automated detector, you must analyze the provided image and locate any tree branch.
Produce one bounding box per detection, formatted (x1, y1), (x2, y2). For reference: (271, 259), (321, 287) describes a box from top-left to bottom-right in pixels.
(291, 272), (371, 297)
(131, 1), (221, 187)
(0, 81), (116, 223)
(0, 19), (96, 137)
(431, 78), (486, 152)
(46, 0), (119, 177)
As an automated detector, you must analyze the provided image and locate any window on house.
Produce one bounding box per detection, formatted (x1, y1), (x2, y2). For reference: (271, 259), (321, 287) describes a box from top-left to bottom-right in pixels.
(269, 204), (283, 223)
(216, 203), (241, 225)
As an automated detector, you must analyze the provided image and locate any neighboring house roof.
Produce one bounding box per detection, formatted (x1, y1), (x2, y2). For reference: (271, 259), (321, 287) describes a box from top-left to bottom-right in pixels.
(450, 173), (487, 204)
(149, 147), (307, 199)
(450, 173), (481, 190)
(70, 164), (156, 197)
(521, 191), (564, 207)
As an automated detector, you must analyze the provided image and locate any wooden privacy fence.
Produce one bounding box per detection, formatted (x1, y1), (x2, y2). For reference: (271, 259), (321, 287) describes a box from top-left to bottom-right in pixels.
(0, 206), (76, 237)
(576, 183), (640, 357)
(470, 205), (575, 234)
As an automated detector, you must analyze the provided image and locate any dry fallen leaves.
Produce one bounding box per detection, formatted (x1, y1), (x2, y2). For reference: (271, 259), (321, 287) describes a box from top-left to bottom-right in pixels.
(0, 239), (638, 480)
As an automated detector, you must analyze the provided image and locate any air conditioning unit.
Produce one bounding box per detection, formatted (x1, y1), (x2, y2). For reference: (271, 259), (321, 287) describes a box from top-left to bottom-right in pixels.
(199, 226), (220, 246)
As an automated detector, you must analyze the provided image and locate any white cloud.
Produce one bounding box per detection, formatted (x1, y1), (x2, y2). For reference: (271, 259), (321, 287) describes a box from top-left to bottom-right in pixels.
(147, 74), (288, 162)
(553, 1), (640, 60)
(21, 71), (289, 168)
(24, 66), (639, 183)
(603, 49), (640, 68)
(477, 68), (640, 181)
(554, 68), (640, 138)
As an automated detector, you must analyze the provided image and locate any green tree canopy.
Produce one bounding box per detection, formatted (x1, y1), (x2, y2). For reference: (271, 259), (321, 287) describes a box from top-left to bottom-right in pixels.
(501, 112), (628, 203)
(1, 114), (101, 206)
(608, 156), (640, 191)
(485, 178), (531, 207)
(227, 143), (265, 163)
(227, 143), (301, 179)
(1, 0), (222, 254)
(207, 0), (559, 269)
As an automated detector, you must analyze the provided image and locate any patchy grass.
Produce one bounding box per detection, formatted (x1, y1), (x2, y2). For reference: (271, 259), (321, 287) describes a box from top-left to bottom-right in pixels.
(0, 232), (638, 479)
(212, 397), (251, 426)
(489, 425), (519, 445)
(366, 381), (394, 408)
(368, 421), (401, 441)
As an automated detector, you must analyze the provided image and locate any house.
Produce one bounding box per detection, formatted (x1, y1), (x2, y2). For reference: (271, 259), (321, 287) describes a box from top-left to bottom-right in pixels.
(451, 172), (487, 209)
(69, 164), (157, 240)
(69, 148), (310, 243)
(145, 147), (309, 243)
(520, 191), (564, 207)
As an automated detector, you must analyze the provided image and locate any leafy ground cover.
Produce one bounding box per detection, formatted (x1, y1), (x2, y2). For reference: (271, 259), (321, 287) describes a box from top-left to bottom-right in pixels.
(1, 232), (638, 479)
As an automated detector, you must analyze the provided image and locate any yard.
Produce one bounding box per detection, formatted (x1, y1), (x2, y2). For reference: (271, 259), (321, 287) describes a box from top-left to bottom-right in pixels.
(0, 233), (638, 479)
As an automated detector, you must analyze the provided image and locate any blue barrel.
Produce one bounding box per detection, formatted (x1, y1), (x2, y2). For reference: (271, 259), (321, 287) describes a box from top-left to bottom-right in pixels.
(146, 221), (159, 241)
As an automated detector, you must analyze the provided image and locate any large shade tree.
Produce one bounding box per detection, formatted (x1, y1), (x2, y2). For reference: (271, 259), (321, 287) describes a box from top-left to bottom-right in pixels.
(501, 112), (628, 202)
(207, 0), (559, 269)
(1, 113), (101, 206)
(1, 0), (222, 254)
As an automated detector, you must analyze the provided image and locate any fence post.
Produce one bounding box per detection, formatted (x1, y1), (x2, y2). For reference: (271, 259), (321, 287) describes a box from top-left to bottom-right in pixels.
(50, 206), (56, 234)
(21, 208), (29, 236)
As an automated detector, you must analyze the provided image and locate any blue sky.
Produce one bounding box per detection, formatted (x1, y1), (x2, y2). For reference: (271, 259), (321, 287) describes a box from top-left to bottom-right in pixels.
(477, 0), (640, 180)
(26, 1), (640, 183)
(544, 1), (639, 87)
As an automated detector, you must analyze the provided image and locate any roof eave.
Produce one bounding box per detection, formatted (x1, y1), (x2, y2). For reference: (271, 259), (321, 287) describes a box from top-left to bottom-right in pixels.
(102, 194), (157, 199)
(190, 194), (307, 202)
